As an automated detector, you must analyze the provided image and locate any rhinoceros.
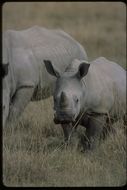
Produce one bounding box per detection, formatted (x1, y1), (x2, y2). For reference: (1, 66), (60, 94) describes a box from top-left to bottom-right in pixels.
(2, 26), (88, 127)
(44, 57), (126, 150)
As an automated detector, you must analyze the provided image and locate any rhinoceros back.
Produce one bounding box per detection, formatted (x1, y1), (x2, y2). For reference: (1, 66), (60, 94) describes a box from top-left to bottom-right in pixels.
(3, 26), (88, 99)
(85, 57), (126, 117)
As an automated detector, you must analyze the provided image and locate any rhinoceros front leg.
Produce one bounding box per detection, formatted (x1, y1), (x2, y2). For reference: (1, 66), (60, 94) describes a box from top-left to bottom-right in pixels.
(7, 87), (35, 126)
(81, 114), (107, 151)
(61, 123), (73, 143)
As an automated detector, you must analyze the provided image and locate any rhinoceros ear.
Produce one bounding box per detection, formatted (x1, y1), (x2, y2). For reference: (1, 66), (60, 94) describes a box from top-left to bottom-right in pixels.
(77, 61), (90, 79)
(43, 60), (60, 78)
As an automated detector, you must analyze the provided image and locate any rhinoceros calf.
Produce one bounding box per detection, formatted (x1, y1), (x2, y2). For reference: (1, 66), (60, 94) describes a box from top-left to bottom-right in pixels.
(2, 26), (88, 127)
(44, 57), (126, 151)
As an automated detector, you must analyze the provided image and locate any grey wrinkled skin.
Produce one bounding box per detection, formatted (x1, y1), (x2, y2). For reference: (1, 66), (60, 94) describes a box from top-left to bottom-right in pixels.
(44, 58), (126, 151)
(2, 26), (88, 127)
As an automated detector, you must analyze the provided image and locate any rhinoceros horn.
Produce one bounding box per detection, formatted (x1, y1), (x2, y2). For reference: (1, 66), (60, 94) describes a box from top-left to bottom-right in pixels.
(60, 91), (68, 108)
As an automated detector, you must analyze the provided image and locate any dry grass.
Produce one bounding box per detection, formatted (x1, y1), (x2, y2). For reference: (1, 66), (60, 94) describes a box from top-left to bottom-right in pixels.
(2, 2), (126, 187)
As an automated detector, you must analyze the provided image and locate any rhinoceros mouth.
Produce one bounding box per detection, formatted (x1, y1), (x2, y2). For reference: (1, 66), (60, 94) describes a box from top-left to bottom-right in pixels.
(54, 117), (73, 124)
(54, 112), (75, 124)
(53, 113), (75, 124)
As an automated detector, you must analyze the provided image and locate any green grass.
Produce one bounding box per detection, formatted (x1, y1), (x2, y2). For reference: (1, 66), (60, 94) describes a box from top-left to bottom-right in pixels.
(2, 2), (126, 187)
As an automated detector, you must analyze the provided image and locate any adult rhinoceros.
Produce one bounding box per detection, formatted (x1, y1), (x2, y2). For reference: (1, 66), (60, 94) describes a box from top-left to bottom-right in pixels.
(2, 26), (88, 127)
(44, 57), (126, 151)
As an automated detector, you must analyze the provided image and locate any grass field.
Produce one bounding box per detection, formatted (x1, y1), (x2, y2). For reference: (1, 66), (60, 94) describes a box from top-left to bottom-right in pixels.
(2, 2), (126, 187)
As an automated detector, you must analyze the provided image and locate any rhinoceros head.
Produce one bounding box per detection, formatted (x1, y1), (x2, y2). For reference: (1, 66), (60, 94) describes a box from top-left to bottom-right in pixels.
(44, 59), (90, 124)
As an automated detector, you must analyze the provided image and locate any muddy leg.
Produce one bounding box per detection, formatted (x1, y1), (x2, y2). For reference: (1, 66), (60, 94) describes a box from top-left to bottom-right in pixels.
(61, 123), (73, 143)
(123, 114), (127, 126)
(81, 114), (107, 151)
